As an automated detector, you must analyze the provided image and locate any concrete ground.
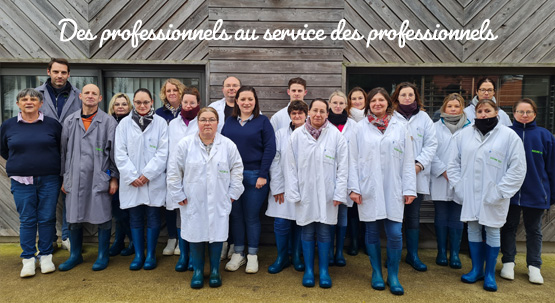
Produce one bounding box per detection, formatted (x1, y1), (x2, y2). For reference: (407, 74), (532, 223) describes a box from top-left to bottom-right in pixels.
(0, 243), (553, 303)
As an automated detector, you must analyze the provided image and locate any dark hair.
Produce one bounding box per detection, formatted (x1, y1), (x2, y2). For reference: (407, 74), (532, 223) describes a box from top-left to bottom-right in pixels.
(365, 87), (393, 116)
(475, 99), (498, 112)
(288, 77), (307, 89)
(182, 87), (201, 104)
(287, 100), (308, 116)
(391, 82), (425, 111)
(16, 88), (44, 102)
(231, 86), (260, 119)
(309, 98), (329, 111)
(134, 88), (153, 101)
(48, 58), (70, 72)
(476, 77), (496, 92)
(513, 98), (537, 115)
(347, 87), (367, 113)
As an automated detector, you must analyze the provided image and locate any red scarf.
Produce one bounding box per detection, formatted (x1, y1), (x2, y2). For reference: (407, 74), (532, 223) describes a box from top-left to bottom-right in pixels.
(181, 105), (200, 126)
(368, 113), (391, 134)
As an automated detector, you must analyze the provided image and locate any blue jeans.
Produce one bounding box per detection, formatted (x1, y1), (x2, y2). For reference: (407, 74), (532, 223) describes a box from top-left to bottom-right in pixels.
(163, 209), (178, 239)
(301, 222), (332, 242)
(467, 221), (500, 247)
(434, 201), (463, 229)
(404, 194), (423, 229)
(129, 205), (161, 229)
(365, 219), (403, 249)
(11, 175), (60, 258)
(231, 170), (269, 255)
(111, 190), (130, 226)
(501, 204), (545, 267)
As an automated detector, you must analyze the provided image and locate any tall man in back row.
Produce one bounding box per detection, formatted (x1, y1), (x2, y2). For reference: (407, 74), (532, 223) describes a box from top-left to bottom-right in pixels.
(270, 77), (307, 131)
(36, 58), (82, 252)
(209, 76), (241, 132)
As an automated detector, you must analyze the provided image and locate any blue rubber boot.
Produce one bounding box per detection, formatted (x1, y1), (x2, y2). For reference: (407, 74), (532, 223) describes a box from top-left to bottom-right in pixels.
(143, 228), (159, 270)
(92, 227), (111, 271)
(461, 242), (484, 283)
(318, 241), (332, 288)
(120, 222), (134, 256)
(291, 226), (305, 271)
(435, 225), (448, 266)
(347, 217), (360, 256)
(175, 229), (189, 272)
(268, 233), (291, 274)
(129, 228), (144, 270)
(328, 226), (336, 266)
(335, 226), (347, 267)
(190, 242), (205, 289)
(386, 247), (404, 295)
(483, 244), (499, 292)
(405, 229), (427, 271)
(58, 227), (83, 271)
(366, 243), (385, 290)
(209, 242), (223, 287)
(109, 222), (125, 256)
(301, 240), (315, 287)
(448, 228), (462, 269)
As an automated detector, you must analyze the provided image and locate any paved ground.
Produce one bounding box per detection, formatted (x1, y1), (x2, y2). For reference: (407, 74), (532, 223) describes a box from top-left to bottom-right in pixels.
(0, 243), (553, 303)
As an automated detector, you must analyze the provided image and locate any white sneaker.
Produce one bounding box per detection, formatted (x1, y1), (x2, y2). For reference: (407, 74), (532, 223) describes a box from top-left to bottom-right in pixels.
(174, 243), (180, 256)
(163, 238), (177, 256)
(528, 265), (544, 284)
(220, 242), (229, 261)
(225, 253), (246, 271)
(61, 238), (71, 253)
(500, 262), (515, 280)
(245, 254), (258, 274)
(20, 258), (36, 278)
(39, 254), (56, 274)
(227, 244), (235, 259)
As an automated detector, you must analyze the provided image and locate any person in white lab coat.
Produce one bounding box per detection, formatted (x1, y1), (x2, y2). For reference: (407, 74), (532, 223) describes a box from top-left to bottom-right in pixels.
(167, 107), (244, 288)
(167, 87), (201, 272)
(464, 77), (512, 126)
(426, 93), (470, 269)
(266, 100), (308, 274)
(326, 90), (356, 267)
(391, 82), (438, 272)
(447, 99), (526, 292)
(115, 88), (168, 271)
(349, 87), (417, 296)
(270, 77), (307, 131)
(286, 98), (348, 289)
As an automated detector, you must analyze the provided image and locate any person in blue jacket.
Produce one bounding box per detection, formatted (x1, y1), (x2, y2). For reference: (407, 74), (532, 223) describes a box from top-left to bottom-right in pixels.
(500, 98), (555, 285)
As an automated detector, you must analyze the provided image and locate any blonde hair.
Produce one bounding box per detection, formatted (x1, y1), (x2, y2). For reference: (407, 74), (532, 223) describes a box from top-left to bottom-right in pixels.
(197, 107), (219, 122)
(440, 93), (465, 114)
(159, 79), (186, 105)
(108, 93), (132, 115)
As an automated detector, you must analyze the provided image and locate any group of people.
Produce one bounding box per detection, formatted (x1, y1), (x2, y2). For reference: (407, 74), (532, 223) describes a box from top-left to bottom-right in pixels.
(1, 58), (553, 296)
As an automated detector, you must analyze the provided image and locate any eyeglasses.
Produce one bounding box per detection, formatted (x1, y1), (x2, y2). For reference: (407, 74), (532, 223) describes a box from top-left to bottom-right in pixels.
(515, 110), (535, 116)
(478, 89), (494, 93)
(134, 101), (151, 106)
(224, 84), (240, 88)
(199, 118), (218, 123)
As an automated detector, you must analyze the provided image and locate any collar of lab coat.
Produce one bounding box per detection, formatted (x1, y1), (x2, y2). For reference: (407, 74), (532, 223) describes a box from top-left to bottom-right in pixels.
(194, 132), (222, 161)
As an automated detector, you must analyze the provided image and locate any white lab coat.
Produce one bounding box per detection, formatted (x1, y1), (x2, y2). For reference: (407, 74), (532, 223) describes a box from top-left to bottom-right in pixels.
(115, 115), (169, 209)
(266, 126), (296, 220)
(395, 111), (438, 195)
(270, 105), (291, 132)
(425, 119), (470, 203)
(464, 96), (512, 126)
(285, 123), (348, 226)
(447, 124), (526, 228)
(332, 118), (357, 207)
(167, 133), (244, 243)
(208, 98), (226, 133)
(166, 116), (198, 210)
(348, 116), (417, 223)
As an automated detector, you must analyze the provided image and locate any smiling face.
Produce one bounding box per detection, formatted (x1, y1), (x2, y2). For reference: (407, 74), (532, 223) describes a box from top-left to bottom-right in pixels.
(398, 87), (415, 105)
(165, 83), (181, 107)
(287, 83), (307, 101)
(236, 91), (256, 116)
(514, 102), (536, 124)
(309, 101), (328, 128)
(134, 92), (153, 115)
(477, 81), (495, 101)
(223, 77), (241, 103)
(113, 97), (130, 116)
(350, 91), (365, 110)
(47, 62), (70, 89)
(444, 100), (462, 115)
(182, 94), (199, 111)
(330, 95), (347, 115)
(17, 94), (43, 116)
(198, 111), (218, 138)
(289, 110), (307, 128)
(476, 103), (498, 119)
(369, 93), (388, 118)
(80, 84), (102, 109)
